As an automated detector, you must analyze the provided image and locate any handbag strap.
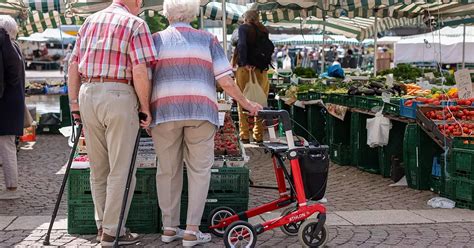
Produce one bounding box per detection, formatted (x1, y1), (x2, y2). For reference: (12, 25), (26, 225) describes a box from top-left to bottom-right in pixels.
(250, 71), (258, 85)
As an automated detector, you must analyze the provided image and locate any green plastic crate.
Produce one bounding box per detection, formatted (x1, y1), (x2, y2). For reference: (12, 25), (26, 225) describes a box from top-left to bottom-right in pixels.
(68, 168), (157, 203)
(330, 143), (351, 165)
(452, 137), (474, 150)
(277, 99), (292, 137)
(451, 149), (474, 175)
(354, 96), (369, 110)
(350, 112), (379, 174)
(366, 97), (383, 111)
(297, 92), (309, 101)
(444, 177), (474, 202)
(326, 112), (351, 145)
(291, 105), (309, 138)
(68, 200), (160, 234)
(180, 197), (248, 232)
(342, 95), (355, 108)
(182, 167), (249, 199)
(307, 105), (327, 144)
(378, 122), (406, 178)
(383, 99), (401, 116)
(403, 124), (442, 190)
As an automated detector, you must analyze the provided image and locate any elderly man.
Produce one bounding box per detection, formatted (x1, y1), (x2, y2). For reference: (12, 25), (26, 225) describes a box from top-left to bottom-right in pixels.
(67, 0), (157, 246)
(150, 0), (262, 246)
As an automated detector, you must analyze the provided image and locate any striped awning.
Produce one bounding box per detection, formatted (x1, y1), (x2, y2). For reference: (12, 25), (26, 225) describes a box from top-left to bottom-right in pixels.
(18, 10), (83, 36)
(254, 0), (474, 19)
(273, 34), (360, 45)
(26, 0), (65, 12)
(204, 2), (248, 24)
(0, 0), (28, 16)
(269, 16), (423, 40)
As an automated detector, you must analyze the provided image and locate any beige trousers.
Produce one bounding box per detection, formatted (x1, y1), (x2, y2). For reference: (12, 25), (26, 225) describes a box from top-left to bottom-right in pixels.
(235, 67), (269, 141)
(151, 120), (216, 227)
(79, 82), (139, 236)
(0, 135), (18, 189)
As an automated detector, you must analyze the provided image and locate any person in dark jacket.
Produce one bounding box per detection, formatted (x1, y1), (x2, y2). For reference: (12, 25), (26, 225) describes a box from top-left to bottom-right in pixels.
(0, 15), (25, 200)
(233, 10), (270, 143)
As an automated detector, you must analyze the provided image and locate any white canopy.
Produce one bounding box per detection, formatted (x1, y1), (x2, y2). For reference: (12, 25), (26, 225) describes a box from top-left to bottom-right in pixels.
(394, 26), (474, 64)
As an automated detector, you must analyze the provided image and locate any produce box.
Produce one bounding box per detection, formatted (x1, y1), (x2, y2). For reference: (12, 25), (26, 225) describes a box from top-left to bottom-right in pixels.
(68, 200), (160, 234)
(366, 97), (384, 112)
(307, 105), (327, 144)
(353, 96), (369, 110)
(214, 113), (242, 158)
(449, 148), (474, 180)
(291, 105), (308, 138)
(326, 112), (351, 145)
(403, 124), (443, 190)
(68, 168), (157, 203)
(182, 167), (249, 199)
(378, 122), (406, 178)
(400, 99), (419, 119)
(329, 143), (351, 166)
(382, 99), (401, 116)
(350, 112), (379, 174)
(67, 168), (160, 234)
(443, 177), (474, 202)
(417, 106), (474, 148)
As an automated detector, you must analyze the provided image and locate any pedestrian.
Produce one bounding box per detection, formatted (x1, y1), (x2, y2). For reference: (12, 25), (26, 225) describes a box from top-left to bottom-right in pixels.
(149, 0), (262, 246)
(0, 15), (25, 200)
(234, 10), (272, 143)
(61, 43), (73, 76)
(67, 0), (158, 246)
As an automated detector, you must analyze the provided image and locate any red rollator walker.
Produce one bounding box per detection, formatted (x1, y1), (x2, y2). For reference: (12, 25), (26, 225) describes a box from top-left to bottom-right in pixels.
(208, 109), (329, 247)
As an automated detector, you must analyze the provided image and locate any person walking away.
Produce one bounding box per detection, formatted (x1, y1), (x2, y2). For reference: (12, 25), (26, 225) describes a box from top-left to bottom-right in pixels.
(67, 0), (158, 245)
(150, 0), (263, 246)
(0, 16), (25, 200)
(62, 43), (73, 76)
(234, 10), (273, 143)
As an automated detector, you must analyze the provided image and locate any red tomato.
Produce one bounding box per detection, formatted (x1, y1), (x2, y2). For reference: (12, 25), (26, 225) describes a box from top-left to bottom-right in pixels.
(466, 100), (472, 106)
(405, 100), (413, 107)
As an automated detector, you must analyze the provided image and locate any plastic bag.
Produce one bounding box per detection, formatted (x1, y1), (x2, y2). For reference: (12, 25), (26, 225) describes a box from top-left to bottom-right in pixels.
(427, 197), (455, 209)
(243, 71), (268, 107)
(283, 55), (292, 70)
(366, 111), (392, 148)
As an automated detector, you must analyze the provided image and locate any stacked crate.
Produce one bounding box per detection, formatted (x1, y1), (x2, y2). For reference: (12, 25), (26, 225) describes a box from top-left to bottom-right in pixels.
(326, 113), (352, 165)
(350, 112), (380, 174)
(67, 168), (160, 234)
(442, 138), (474, 209)
(180, 167), (249, 231)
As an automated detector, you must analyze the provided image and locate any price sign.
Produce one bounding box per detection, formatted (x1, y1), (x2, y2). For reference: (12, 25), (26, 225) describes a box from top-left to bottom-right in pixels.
(455, 69), (473, 99)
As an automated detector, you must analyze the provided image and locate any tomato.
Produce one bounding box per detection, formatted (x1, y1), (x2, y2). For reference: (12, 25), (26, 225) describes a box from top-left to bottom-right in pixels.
(466, 100), (472, 106)
(463, 109), (470, 115)
(454, 131), (462, 136)
(446, 113), (452, 118)
(462, 115), (467, 120)
(433, 100), (440, 105)
(448, 126), (455, 131)
(405, 100), (413, 107)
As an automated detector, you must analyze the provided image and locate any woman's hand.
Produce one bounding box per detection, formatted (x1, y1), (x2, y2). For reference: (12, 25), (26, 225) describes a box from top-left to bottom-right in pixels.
(243, 100), (263, 116)
(245, 65), (255, 71)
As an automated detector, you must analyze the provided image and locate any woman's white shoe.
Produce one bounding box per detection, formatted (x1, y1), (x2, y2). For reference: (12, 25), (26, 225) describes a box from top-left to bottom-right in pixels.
(161, 227), (185, 243)
(182, 230), (212, 247)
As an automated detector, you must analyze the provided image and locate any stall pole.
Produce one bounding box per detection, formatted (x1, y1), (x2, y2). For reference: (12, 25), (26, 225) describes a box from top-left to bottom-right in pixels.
(222, 0), (227, 55)
(373, 10), (379, 77)
(320, 15), (327, 73)
(200, 7), (205, 30)
(462, 24), (466, 69)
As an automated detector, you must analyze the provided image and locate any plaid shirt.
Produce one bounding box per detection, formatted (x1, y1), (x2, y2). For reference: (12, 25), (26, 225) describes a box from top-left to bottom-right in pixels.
(70, 3), (158, 80)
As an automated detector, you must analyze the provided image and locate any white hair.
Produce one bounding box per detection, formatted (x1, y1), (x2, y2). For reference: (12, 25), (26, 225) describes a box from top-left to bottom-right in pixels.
(0, 15), (18, 39)
(163, 0), (200, 23)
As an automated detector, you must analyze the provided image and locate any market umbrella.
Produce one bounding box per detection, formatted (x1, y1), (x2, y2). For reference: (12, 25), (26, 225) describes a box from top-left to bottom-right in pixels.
(273, 34), (360, 45)
(19, 10), (83, 36)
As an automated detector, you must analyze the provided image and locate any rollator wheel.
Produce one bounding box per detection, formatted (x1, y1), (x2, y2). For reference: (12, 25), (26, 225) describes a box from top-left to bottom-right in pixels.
(208, 207), (236, 237)
(280, 207), (304, 236)
(298, 220), (328, 248)
(224, 221), (257, 248)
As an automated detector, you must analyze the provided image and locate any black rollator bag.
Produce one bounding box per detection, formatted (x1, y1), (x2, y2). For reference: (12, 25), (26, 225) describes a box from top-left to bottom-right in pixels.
(298, 145), (329, 201)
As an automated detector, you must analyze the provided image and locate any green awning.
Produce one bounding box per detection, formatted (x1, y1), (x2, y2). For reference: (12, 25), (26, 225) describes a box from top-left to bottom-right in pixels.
(19, 10), (83, 36)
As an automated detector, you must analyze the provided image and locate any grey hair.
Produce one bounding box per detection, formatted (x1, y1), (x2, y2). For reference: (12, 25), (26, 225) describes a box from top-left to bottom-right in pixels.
(163, 0), (200, 23)
(0, 15), (18, 39)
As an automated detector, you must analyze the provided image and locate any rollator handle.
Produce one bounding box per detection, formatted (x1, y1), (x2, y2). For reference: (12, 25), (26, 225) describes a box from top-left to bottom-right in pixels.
(258, 109), (292, 132)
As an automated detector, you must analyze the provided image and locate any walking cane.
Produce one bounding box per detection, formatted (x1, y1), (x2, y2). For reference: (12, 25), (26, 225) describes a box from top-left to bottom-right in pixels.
(44, 112), (82, 245)
(113, 112), (147, 248)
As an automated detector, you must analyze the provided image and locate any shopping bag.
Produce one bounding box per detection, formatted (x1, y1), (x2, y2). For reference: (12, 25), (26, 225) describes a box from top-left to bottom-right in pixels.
(282, 55), (292, 70)
(243, 71), (268, 107)
(366, 111), (392, 148)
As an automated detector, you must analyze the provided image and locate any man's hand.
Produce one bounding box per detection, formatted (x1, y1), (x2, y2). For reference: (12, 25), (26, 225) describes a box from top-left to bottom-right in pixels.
(243, 100), (263, 116)
(245, 65), (255, 71)
(139, 109), (152, 128)
(70, 103), (81, 124)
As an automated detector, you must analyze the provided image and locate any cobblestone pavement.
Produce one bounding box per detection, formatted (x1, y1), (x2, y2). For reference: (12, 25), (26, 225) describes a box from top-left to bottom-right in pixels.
(1, 222), (474, 247)
(1, 135), (473, 248)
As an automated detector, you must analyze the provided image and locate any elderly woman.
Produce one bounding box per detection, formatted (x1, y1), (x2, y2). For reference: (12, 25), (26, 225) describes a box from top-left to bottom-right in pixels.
(150, 0), (262, 246)
(0, 15), (25, 200)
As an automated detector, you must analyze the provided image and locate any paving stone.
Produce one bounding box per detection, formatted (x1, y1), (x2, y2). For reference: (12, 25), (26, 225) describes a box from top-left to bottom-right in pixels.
(0, 216), (16, 230)
(6, 216), (66, 230)
(336, 210), (434, 225)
